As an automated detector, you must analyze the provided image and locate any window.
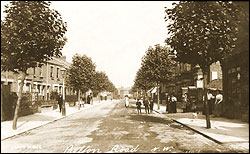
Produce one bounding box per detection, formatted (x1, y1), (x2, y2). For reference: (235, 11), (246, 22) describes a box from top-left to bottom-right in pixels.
(186, 64), (191, 71)
(38, 85), (41, 93)
(212, 72), (218, 80)
(57, 68), (59, 78)
(219, 72), (222, 79)
(50, 66), (54, 78)
(33, 67), (36, 75)
(39, 67), (43, 76)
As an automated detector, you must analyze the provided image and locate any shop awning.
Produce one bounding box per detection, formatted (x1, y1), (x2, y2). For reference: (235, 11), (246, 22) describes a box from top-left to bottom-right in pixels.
(147, 87), (157, 94)
(207, 79), (223, 90)
(151, 87), (157, 93)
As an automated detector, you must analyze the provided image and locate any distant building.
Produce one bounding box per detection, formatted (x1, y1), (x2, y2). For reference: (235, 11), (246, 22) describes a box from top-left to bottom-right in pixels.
(117, 87), (131, 98)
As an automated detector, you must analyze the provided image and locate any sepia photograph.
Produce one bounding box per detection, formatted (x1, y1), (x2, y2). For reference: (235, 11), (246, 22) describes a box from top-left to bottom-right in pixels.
(1, 1), (249, 153)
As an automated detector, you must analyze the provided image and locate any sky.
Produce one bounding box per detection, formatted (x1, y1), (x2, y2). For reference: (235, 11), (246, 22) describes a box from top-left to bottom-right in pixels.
(1, 1), (177, 88)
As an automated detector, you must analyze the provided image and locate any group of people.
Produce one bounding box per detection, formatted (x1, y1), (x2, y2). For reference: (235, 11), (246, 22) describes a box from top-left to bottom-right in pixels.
(135, 96), (154, 114)
(124, 95), (154, 114)
(79, 93), (93, 107)
(206, 89), (223, 117)
(181, 89), (223, 117)
(57, 92), (94, 111)
(166, 94), (177, 113)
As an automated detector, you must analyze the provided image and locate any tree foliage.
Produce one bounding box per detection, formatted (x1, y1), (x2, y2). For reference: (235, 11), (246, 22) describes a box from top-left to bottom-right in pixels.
(1, 1), (67, 130)
(67, 54), (96, 93)
(141, 44), (176, 84)
(1, 1), (67, 72)
(91, 71), (107, 93)
(91, 71), (117, 93)
(165, 1), (246, 70)
(106, 79), (116, 92)
(132, 44), (176, 93)
(132, 66), (155, 93)
(164, 1), (248, 128)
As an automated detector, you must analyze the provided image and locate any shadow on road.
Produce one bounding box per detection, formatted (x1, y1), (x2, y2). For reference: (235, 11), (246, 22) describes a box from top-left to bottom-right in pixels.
(127, 114), (186, 130)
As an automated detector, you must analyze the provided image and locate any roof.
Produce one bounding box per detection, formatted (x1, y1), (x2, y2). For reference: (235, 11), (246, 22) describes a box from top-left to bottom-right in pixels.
(47, 57), (71, 69)
(118, 87), (131, 91)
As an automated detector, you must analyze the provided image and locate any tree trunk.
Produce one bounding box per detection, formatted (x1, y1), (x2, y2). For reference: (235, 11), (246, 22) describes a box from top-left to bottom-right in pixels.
(85, 91), (88, 103)
(12, 71), (26, 130)
(62, 78), (66, 116)
(1, 85), (3, 122)
(221, 62), (227, 116)
(78, 89), (81, 102)
(157, 83), (160, 110)
(202, 70), (211, 129)
(98, 92), (100, 103)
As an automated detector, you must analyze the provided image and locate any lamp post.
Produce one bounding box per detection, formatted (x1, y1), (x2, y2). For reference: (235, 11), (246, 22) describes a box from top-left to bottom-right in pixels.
(61, 68), (66, 116)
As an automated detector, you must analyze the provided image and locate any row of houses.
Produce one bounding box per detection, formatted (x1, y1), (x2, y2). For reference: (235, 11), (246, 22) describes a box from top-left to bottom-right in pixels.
(158, 52), (248, 122)
(1, 56), (75, 101)
(161, 61), (222, 99)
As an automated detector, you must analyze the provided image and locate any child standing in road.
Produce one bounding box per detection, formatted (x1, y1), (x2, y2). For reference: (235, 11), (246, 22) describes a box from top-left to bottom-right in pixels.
(143, 97), (150, 114)
(149, 97), (154, 113)
(136, 99), (142, 114)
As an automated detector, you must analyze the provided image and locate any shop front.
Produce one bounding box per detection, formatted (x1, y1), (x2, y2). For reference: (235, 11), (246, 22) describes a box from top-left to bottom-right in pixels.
(223, 51), (249, 122)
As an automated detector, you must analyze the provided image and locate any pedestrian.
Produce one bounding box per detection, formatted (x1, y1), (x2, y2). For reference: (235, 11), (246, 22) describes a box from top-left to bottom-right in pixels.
(165, 93), (169, 112)
(167, 95), (172, 113)
(87, 95), (91, 104)
(57, 92), (63, 113)
(182, 93), (188, 113)
(90, 93), (93, 104)
(143, 97), (150, 114)
(213, 90), (223, 117)
(171, 95), (177, 113)
(207, 89), (215, 115)
(80, 96), (84, 107)
(140, 97), (144, 108)
(136, 99), (142, 114)
(125, 95), (129, 108)
(149, 97), (154, 113)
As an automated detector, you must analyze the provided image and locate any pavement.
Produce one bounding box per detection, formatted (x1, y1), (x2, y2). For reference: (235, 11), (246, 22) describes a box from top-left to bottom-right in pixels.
(153, 103), (249, 151)
(1, 99), (111, 140)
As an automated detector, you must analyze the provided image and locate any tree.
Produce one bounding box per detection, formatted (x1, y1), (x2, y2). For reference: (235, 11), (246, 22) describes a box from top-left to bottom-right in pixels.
(1, 1), (67, 130)
(112, 88), (119, 99)
(165, 1), (246, 128)
(141, 44), (176, 109)
(91, 71), (107, 95)
(105, 79), (116, 93)
(91, 71), (116, 93)
(132, 66), (155, 96)
(90, 71), (117, 100)
(67, 54), (96, 100)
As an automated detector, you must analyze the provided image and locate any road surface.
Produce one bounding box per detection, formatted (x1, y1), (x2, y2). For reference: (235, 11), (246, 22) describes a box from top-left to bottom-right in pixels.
(1, 100), (241, 153)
